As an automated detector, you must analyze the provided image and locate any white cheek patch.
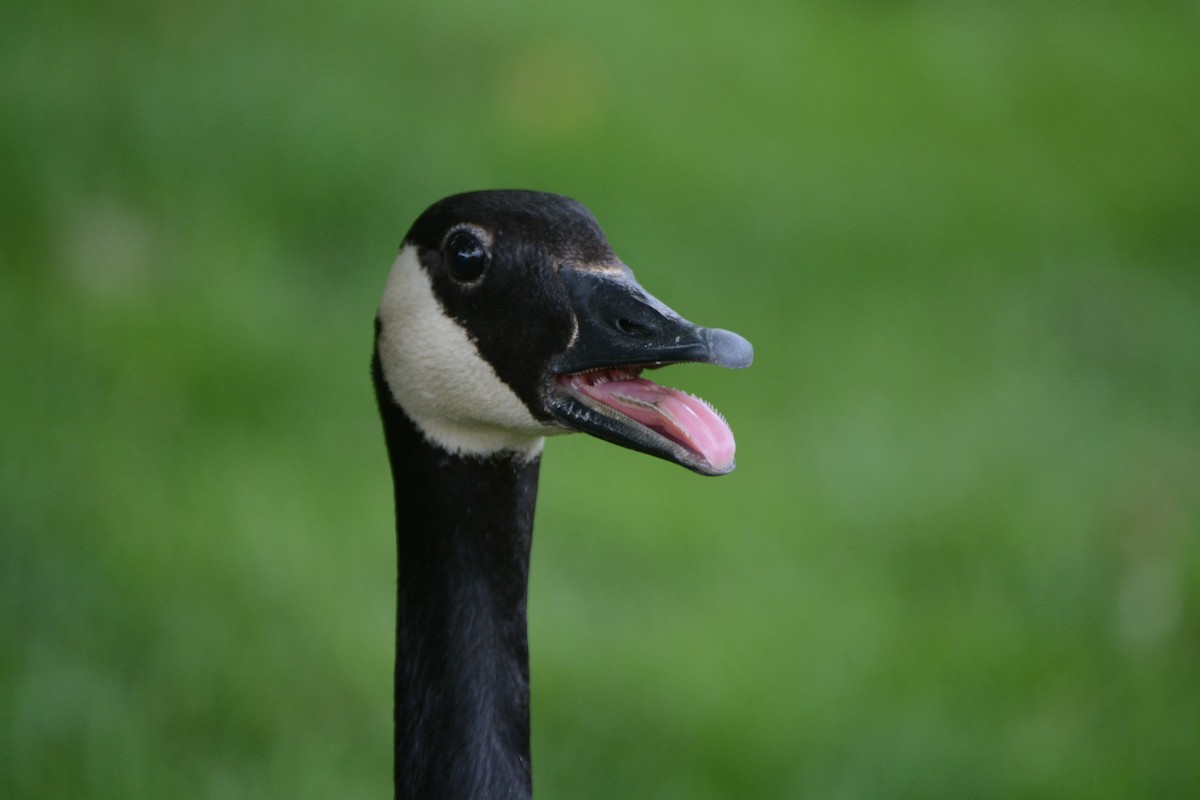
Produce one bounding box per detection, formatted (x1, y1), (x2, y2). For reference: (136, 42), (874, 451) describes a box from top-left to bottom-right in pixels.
(377, 246), (557, 461)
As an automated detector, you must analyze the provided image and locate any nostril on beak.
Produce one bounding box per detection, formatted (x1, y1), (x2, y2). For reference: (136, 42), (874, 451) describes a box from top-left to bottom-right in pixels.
(615, 318), (653, 337)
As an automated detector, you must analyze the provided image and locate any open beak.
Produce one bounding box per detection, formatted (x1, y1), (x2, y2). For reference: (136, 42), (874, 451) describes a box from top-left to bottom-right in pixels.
(546, 267), (753, 475)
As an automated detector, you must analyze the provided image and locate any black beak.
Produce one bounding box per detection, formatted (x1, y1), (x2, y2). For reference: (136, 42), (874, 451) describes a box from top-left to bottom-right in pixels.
(552, 268), (753, 375)
(546, 267), (753, 475)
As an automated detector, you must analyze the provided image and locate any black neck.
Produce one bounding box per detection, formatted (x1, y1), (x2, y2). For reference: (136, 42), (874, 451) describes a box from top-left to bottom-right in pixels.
(374, 354), (540, 800)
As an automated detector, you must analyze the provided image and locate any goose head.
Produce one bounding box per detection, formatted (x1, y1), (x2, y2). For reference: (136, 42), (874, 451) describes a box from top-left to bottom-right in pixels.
(375, 190), (753, 475)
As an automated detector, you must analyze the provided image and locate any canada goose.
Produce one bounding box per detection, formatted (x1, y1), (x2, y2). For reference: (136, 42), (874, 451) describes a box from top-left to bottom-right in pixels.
(372, 190), (752, 799)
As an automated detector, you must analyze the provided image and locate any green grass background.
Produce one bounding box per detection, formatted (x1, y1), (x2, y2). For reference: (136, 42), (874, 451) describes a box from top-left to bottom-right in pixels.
(3, 1), (1198, 797)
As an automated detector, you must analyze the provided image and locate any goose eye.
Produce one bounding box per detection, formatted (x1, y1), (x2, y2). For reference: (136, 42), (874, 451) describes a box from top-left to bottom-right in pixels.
(445, 231), (489, 282)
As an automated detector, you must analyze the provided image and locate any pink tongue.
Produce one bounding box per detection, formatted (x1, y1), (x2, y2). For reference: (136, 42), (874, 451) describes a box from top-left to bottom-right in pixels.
(573, 376), (735, 470)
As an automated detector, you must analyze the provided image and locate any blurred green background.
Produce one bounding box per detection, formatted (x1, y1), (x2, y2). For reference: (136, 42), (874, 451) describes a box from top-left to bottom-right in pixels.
(3, 0), (1198, 797)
